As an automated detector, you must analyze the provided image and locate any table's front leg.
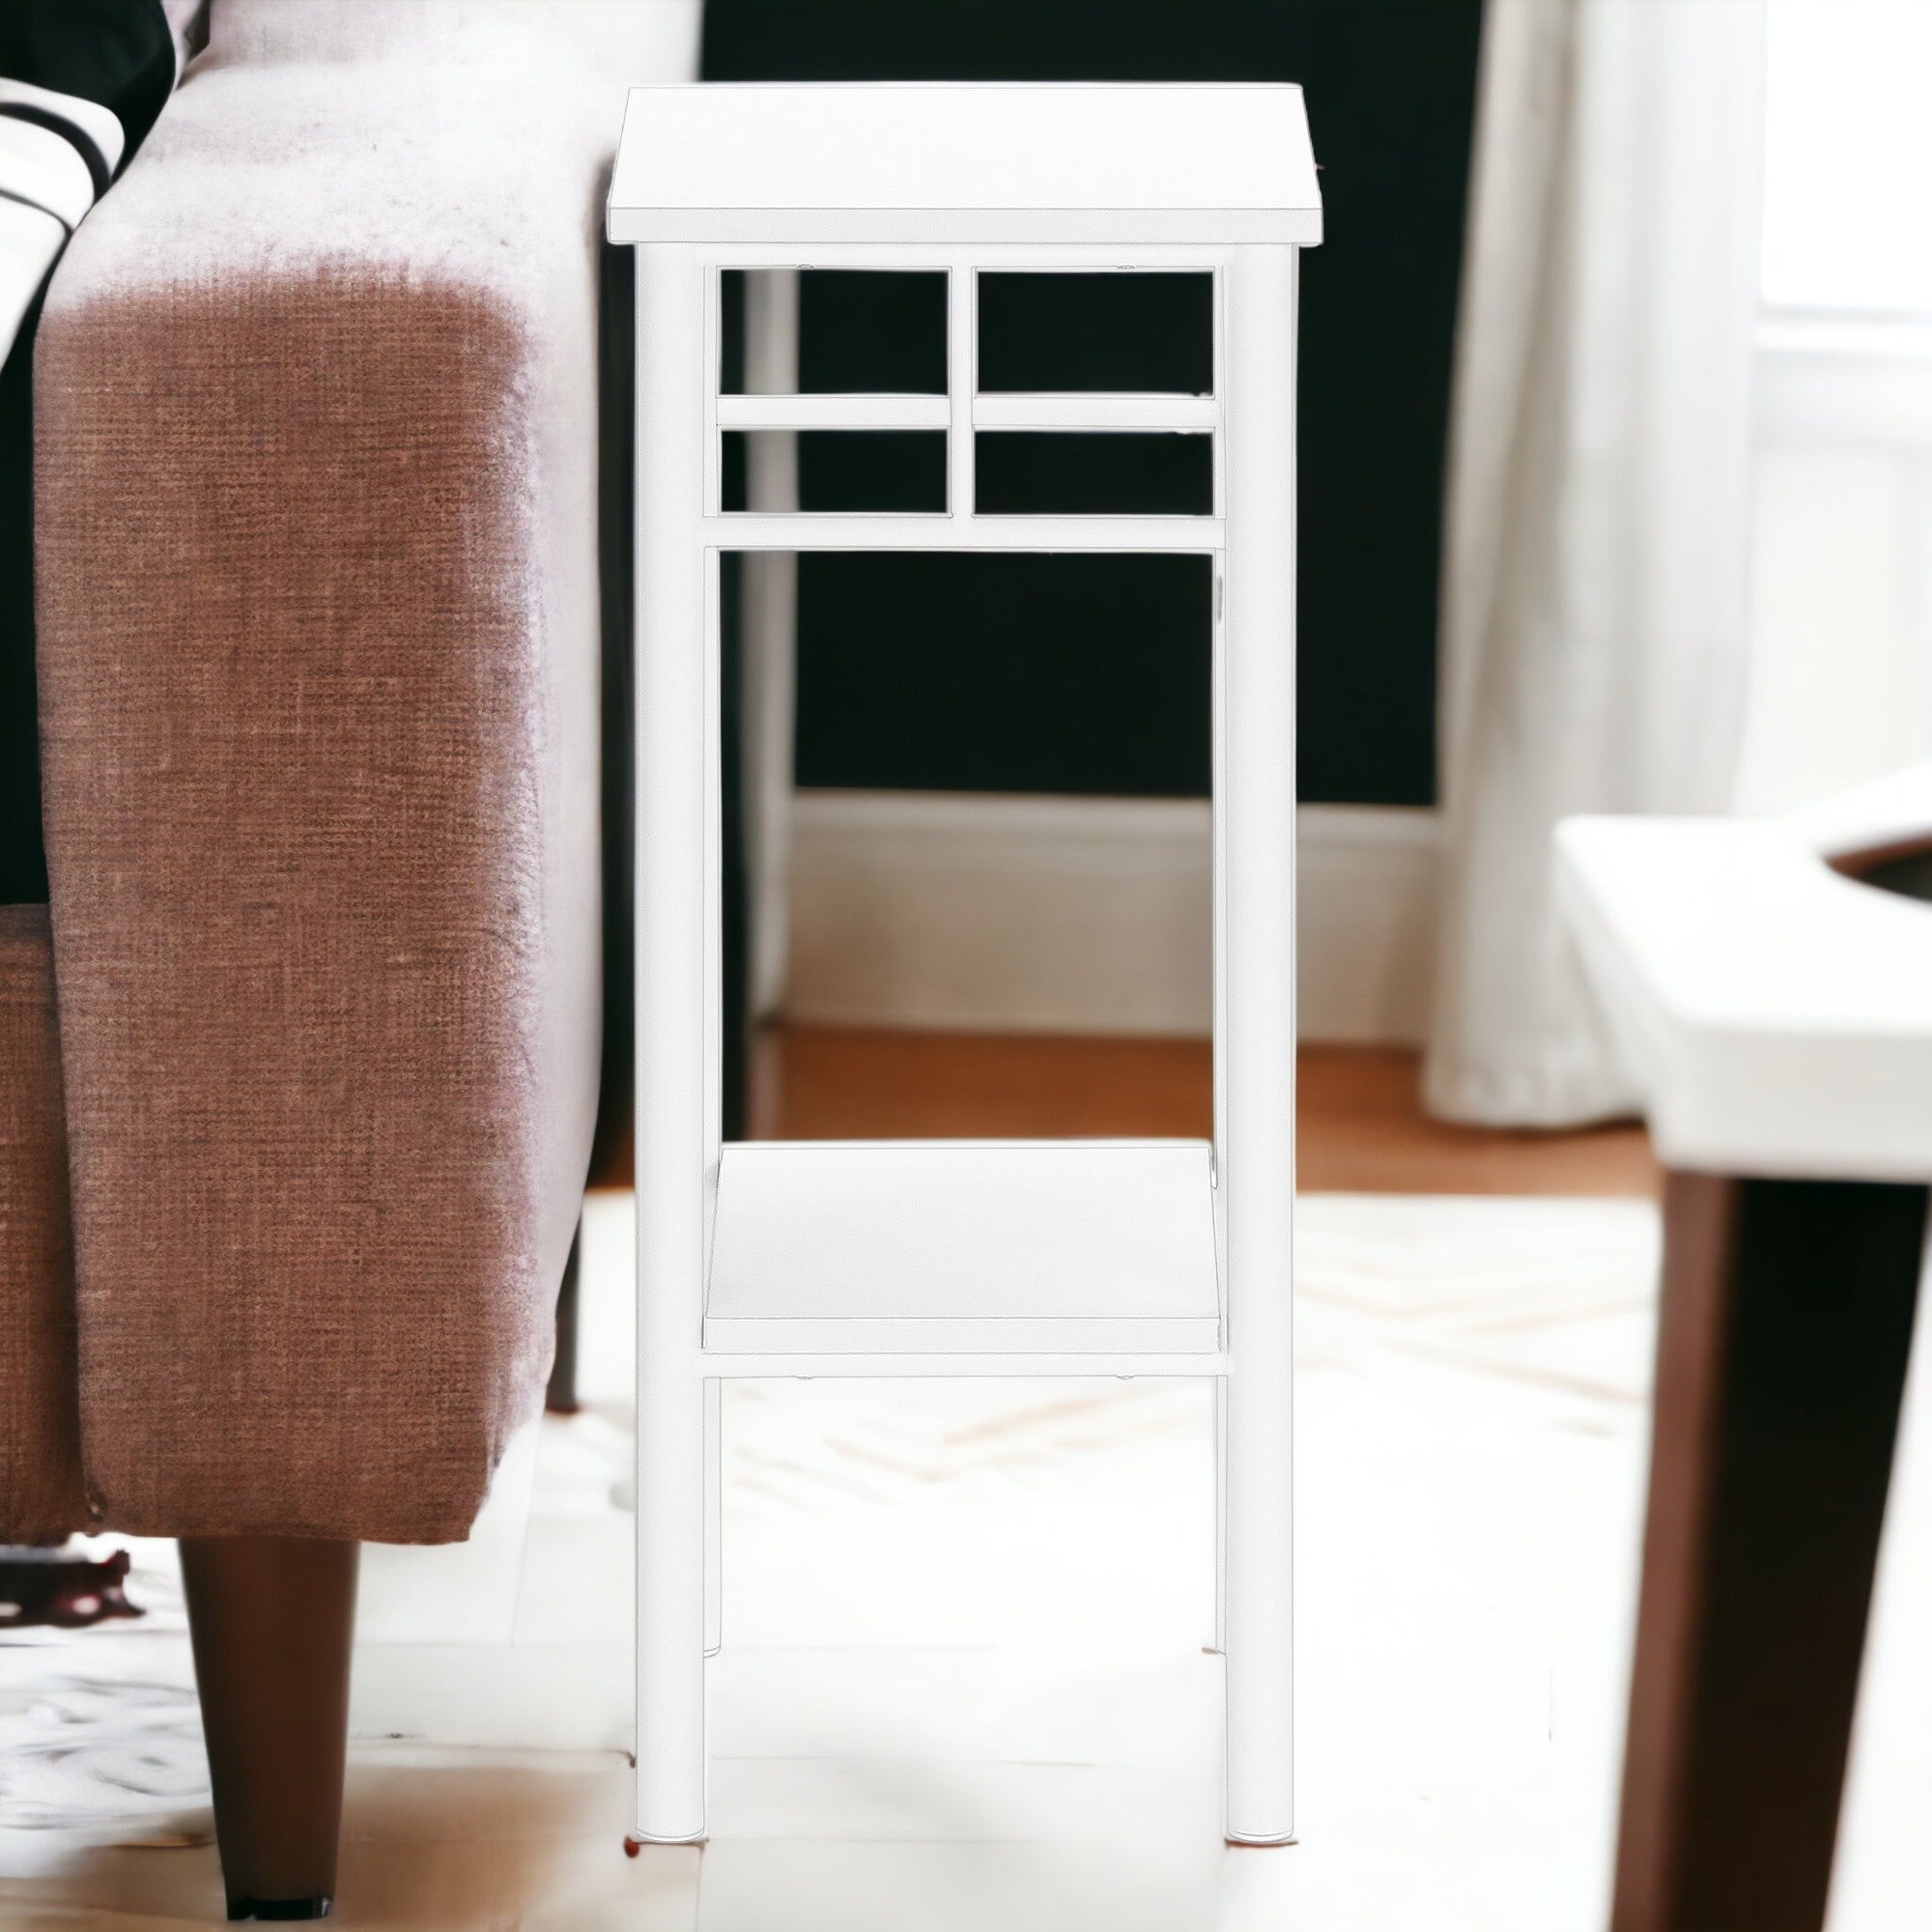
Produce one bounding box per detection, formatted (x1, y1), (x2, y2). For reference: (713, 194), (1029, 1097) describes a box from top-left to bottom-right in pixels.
(1220, 242), (1299, 1848)
(1613, 1172), (1928, 1932)
(633, 242), (712, 1846)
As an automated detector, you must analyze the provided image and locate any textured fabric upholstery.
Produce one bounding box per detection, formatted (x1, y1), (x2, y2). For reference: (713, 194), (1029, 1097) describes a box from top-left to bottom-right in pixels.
(0, 903), (86, 1543)
(32, 3), (696, 1542)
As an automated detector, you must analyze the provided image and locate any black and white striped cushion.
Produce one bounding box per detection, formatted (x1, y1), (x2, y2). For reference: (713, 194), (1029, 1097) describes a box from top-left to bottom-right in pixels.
(0, 78), (125, 360)
(2, 0), (185, 911)
(1, 76), (125, 199)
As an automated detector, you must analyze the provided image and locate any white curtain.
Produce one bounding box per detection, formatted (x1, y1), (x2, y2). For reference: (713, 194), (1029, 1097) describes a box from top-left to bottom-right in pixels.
(1424, 0), (1767, 1125)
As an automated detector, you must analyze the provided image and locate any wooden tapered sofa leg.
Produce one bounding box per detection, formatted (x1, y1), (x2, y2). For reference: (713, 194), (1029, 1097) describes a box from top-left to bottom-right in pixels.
(179, 1536), (359, 1922)
(545, 1224), (582, 1416)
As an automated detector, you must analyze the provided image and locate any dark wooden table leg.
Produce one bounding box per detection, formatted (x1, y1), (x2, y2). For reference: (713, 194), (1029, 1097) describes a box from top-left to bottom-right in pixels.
(1612, 1170), (1928, 1932)
(180, 1536), (358, 1921)
(545, 1222), (582, 1415)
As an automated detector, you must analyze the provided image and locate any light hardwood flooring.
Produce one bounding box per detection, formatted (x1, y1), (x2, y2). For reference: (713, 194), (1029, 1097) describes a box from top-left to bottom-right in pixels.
(750, 1028), (1661, 1198)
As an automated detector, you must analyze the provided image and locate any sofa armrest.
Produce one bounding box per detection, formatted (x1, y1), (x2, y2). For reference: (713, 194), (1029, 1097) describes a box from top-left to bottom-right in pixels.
(32, 44), (616, 1542)
(0, 904), (86, 1544)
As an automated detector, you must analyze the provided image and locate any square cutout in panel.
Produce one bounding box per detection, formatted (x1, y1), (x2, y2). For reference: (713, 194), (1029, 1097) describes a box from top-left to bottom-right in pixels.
(722, 270), (948, 395)
(723, 432), (948, 514)
(978, 273), (1213, 395)
(976, 433), (1213, 516)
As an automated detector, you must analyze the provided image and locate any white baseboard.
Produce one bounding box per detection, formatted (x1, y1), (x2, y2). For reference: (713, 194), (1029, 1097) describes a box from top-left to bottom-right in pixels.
(784, 790), (1439, 1045)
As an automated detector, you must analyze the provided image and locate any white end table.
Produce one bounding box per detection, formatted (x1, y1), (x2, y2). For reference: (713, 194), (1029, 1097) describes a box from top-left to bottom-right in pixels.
(608, 82), (1321, 1849)
(1557, 768), (1932, 1930)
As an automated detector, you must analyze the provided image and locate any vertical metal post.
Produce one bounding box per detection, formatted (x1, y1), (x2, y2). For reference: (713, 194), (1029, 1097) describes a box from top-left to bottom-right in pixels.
(742, 269), (800, 1021)
(634, 242), (710, 1844)
(1213, 1377), (1229, 1656)
(1219, 243), (1298, 1846)
(703, 1377), (723, 1657)
(948, 263), (977, 519)
(1211, 255), (1232, 1665)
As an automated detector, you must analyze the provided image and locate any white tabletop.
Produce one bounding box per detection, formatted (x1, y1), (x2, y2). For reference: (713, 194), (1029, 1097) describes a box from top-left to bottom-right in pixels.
(1556, 766), (1932, 1180)
(608, 83), (1321, 245)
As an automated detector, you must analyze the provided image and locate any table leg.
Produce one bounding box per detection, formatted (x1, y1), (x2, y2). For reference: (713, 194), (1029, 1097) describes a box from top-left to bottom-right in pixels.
(633, 242), (710, 1845)
(1613, 1171), (1928, 1932)
(1220, 242), (1298, 1847)
(741, 267), (798, 1024)
(704, 1378), (722, 1658)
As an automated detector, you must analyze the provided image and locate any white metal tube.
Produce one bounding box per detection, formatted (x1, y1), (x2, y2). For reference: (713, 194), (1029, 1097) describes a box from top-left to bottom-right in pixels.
(695, 1351), (1231, 1380)
(634, 242), (710, 1844)
(949, 266), (977, 519)
(1213, 1374), (1229, 1656)
(1219, 244), (1298, 1846)
(703, 512), (1222, 554)
(702, 242), (1233, 271)
(723, 392), (947, 431)
(703, 455), (724, 1265)
(703, 1378), (723, 1657)
(1209, 258), (1231, 1668)
(972, 395), (1219, 432)
(742, 268), (800, 1021)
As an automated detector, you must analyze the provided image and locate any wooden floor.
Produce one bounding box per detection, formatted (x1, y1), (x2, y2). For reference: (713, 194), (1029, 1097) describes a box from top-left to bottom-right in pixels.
(749, 1027), (1660, 1199)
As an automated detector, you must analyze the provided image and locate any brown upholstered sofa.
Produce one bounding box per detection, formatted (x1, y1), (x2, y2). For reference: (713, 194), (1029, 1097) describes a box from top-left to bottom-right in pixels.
(1, 2), (699, 1917)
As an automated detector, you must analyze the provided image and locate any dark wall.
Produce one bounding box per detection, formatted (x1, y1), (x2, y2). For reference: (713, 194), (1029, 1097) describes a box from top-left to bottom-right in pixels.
(703, 0), (1484, 807)
(1, 0), (187, 903)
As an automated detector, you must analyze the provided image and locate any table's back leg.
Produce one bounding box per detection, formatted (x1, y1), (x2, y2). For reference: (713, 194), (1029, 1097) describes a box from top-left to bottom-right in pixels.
(740, 267), (799, 1022)
(633, 242), (712, 1845)
(704, 1376), (723, 1657)
(1212, 1376), (1229, 1656)
(1219, 243), (1300, 1847)
(1613, 1172), (1928, 1932)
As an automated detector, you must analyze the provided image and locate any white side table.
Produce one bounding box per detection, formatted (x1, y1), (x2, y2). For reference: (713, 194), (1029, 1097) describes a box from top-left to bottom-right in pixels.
(1557, 769), (1932, 1931)
(607, 82), (1321, 1849)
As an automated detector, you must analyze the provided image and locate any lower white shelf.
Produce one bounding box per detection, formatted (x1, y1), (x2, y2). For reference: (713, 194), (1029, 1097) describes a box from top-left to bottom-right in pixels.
(702, 1139), (1222, 1358)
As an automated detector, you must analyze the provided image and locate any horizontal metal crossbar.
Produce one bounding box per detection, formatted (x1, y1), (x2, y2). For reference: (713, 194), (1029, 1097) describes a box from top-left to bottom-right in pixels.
(713, 394), (1220, 434)
(716, 393), (951, 431)
(973, 393), (1218, 431)
(702, 512), (1224, 553)
(695, 1352), (1232, 1378)
(704, 242), (1236, 271)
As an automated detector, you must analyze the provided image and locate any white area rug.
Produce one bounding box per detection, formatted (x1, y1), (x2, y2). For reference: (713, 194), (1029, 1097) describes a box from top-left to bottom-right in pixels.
(0, 1676), (206, 1844)
(14, 1191), (1929, 1926)
(0, 1193), (1659, 1886)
